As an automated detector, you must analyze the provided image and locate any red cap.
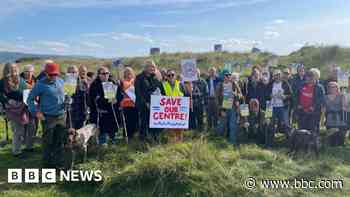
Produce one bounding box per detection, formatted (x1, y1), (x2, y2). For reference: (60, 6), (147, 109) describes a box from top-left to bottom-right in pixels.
(45, 63), (60, 75)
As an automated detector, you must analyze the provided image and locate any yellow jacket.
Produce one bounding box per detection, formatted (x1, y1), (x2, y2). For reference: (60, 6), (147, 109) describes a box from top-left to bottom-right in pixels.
(163, 80), (184, 97)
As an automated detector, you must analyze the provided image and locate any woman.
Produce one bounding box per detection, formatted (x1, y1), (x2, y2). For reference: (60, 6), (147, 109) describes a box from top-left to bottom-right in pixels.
(162, 69), (184, 143)
(216, 70), (242, 144)
(0, 63), (30, 157)
(71, 65), (90, 129)
(117, 67), (138, 141)
(89, 66), (119, 145)
(324, 82), (345, 129)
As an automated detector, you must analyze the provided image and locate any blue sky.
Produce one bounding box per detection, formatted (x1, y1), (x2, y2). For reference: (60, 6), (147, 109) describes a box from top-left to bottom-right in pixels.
(0, 0), (350, 58)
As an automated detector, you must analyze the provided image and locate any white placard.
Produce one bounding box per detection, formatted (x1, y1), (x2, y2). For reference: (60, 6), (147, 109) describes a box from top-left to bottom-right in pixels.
(23, 89), (31, 105)
(181, 59), (198, 82)
(102, 82), (117, 100)
(150, 95), (190, 129)
(64, 73), (78, 96)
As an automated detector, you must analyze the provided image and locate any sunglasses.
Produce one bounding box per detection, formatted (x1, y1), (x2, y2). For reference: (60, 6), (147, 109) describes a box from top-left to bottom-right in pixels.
(168, 74), (175, 77)
(99, 72), (110, 75)
(48, 74), (58, 77)
(224, 74), (231, 77)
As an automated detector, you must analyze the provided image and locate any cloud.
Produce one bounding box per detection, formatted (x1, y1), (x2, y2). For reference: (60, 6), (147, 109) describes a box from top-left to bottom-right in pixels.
(110, 33), (154, 43)
(38, 41), (70, 48)
(140, 24), (177, 29)
(264, 31), (280, 39)
(273, 19), (286, 24)
(80, 41), (104, 49)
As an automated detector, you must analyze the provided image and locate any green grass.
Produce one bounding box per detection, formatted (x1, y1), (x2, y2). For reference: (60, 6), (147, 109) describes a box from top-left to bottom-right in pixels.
(1, 124), (350, 197)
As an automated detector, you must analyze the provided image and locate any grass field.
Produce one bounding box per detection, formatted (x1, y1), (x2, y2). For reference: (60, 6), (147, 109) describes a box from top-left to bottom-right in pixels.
(0, 118), (350, 197)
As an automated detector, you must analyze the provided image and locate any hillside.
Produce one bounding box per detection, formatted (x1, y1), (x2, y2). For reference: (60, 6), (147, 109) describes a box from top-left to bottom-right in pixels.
(1, 45), (350, 79)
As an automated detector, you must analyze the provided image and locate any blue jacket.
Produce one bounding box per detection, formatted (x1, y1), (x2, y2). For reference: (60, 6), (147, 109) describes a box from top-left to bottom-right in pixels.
(27, 77), (65, 116)
(205, 76), (221, 97)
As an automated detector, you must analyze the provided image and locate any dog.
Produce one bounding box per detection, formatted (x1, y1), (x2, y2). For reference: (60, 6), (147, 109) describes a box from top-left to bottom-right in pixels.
(326, 128), (348, 147)
(288, 129), (320, 157)
(66, 124), (99, 167)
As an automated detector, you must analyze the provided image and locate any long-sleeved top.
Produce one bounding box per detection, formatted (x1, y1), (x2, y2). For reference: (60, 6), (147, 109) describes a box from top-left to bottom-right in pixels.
(0, 78), (28, 105)
(27, 77), (65, 116)
(135, 72), (165, 110)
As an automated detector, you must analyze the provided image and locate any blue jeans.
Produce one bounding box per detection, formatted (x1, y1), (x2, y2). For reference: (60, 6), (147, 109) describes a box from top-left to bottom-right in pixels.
(272, 106), (289, 128)
(217, 109), (238, 144)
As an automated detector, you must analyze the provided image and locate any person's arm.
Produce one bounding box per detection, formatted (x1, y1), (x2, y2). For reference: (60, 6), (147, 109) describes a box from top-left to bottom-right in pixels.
(27, 83), (42, 117)
(135, 76), (146, 107)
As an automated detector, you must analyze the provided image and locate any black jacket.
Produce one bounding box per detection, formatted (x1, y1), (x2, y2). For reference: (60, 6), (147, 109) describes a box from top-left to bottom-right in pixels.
(134, 72), (165, 110)
(88, 77), (118, 124)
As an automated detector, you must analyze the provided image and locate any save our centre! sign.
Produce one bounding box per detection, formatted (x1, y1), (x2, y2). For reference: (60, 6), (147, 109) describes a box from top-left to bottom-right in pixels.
(150, 95), (190, 129)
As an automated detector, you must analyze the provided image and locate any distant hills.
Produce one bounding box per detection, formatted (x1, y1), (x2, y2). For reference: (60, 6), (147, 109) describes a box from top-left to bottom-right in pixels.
(0, 51), (93, 63)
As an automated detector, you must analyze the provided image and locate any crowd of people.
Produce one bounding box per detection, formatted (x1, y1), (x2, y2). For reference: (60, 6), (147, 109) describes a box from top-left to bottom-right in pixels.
(1, 59), (350, 168)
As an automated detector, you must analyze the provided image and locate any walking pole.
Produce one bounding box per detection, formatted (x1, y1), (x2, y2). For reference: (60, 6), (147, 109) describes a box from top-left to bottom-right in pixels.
(111, 103), (120, 132)
(5, 117), (9, 142)
(120, 107), (129, 144)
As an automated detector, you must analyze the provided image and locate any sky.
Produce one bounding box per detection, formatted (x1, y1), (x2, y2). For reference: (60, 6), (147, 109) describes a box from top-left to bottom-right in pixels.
(0, 0), (350, 58)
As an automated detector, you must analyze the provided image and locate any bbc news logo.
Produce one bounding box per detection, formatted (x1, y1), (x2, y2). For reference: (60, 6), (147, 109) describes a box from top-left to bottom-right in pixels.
(8, 169), (103, 183)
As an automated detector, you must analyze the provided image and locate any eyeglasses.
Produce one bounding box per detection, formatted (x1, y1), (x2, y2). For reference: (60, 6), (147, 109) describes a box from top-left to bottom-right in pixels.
(99, 72), (110, 75)
(168, 74), (175, 77)
(48, 74), (58, 77)
(224, 74), (231, 77)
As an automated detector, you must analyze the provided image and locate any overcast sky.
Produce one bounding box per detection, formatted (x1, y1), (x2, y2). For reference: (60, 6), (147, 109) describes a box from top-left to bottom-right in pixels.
(0, 0), (350, 58)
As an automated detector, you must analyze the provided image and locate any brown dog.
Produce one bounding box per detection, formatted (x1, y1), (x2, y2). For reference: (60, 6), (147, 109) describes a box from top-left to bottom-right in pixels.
(66, 124), (99, 166)
(288, 129), (320, 157)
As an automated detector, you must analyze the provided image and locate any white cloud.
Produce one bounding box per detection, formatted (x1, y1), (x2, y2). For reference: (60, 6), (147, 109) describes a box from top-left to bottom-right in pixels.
(264, 31), (280, 39)
(38, 41), (70, 48)
(80, 41), (104, 49)
(273, 19), (286, 24)
(140, 24), (177, 29)
(110, 33), (154, 43)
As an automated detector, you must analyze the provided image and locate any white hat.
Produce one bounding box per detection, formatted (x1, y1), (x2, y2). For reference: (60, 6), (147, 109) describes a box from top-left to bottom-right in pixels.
(24, 64), (34, 72)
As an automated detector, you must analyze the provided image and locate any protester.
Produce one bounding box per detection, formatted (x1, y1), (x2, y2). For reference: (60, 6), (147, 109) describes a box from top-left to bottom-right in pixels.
(135, 60), (165, 142)
(117, 67), (138, 141)
(20, 64), (38, 145)
(205, 67), (220, 130)
(27, 63), (66, 168)
(243, 68), (265, 106)
(162, 69), (184, 143)
(191, 69), (208, 131)
(37, 59), (54, 81)
(297, 71), (325, 133)
(270, 69), (292, 135)
(89, 66), (119, 145)
(70, 65), (90, 129)
(344, 77), (350, 128)
(0, 63), (31, 157)
(216, 70), (242, 144)
(20, 64), (36, 88)
(324, 82), (345, 129)
(322, 65), (338, 94)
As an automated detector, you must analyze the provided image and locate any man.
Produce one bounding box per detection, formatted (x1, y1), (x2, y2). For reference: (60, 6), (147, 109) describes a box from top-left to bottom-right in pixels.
(291, 64), (306, 124)
(37, 59), (54, 81)
(20, 64), (36, 88)
(205, 67), (220, 130)
(297, 71), (325, 133)
(135, 60), (165, 141)
(192, 69), (208, 131)
(27, 63), (66, 168)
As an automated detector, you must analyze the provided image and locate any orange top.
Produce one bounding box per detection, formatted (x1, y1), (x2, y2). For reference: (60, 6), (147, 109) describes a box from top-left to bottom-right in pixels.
(120, 79), (135, 108)
(26, 78), (35, 89)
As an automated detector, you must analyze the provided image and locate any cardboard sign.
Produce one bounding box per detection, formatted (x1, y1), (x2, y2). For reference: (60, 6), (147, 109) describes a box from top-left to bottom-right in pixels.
(23, 89), (31, 105)
(265, 100), (273, 118)
(64, 73), (78, 96)
(150, 96), (190, 129)
(102, 82), (117, 100)
(240, 104), (249, 117)
(181, 59), (198, 82)
(337, 70), (348, 89)
(222, 97), (233, 109)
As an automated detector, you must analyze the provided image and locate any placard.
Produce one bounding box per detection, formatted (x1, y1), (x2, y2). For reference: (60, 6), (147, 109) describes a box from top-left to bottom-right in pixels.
(102, 82), (117, 100)
(23, 89), (31, 105)
(150, 96), (190, 129)
(64, 73), (78, 96)
(181, 59), (198, 82)
(240, 104), (249, 117)
(265, 100), (273, 118)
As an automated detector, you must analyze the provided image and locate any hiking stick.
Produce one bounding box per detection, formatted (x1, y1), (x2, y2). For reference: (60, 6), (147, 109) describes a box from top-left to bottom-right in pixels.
(120, 108), (129, 144)
(111, 103), (120, 131)
(5, 117), (8, 142)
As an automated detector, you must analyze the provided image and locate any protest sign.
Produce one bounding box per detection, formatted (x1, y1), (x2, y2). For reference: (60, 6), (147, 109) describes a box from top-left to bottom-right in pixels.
(23, 89), (31, 105)
(337, 69), (348, 89)
(181, 59), (198, 82)
(102, 82), (117, 100)
(64, 73), (78, 96)
(222, 97), (233, 109)
(240, 104), (249, 117)
(150, 95), (190, 129)
(265, 100), (273, 118)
